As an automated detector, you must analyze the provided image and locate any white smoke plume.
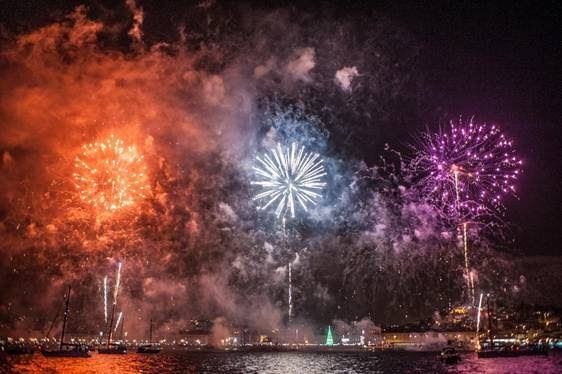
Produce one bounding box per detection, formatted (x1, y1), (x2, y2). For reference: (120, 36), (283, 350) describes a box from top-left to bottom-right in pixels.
(334, 66), (359, 91)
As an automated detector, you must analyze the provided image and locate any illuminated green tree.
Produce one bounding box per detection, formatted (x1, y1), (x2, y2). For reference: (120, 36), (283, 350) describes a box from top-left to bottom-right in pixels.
(325, 325), (334, 346)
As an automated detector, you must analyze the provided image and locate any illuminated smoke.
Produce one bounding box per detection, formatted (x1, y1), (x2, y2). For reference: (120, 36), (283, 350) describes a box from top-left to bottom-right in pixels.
(285, 47), (316, 82)
(73, 136), (149, 215)
(126, 0), (144, 44)
(334, 66), (359, 92)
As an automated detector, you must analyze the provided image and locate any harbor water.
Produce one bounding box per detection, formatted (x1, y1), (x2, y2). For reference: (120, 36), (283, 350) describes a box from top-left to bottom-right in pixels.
(2, 350), (562, 373)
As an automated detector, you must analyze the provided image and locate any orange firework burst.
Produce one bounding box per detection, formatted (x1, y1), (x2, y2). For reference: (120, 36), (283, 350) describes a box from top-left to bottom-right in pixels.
(74, 135), (149, 214)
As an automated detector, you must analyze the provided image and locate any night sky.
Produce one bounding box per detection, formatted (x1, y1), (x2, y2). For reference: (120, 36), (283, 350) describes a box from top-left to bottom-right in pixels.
(0, 0), (561, 334)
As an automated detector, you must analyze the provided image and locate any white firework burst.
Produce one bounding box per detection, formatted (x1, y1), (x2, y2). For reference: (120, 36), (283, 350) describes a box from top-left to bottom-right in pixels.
(252, 142), (326, 218)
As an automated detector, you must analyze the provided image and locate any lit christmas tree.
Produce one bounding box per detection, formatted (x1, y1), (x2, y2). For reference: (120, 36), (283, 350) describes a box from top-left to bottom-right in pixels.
(325, 325), (334, 346)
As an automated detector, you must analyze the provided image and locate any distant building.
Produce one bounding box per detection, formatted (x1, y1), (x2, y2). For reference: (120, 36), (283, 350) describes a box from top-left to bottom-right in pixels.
(381, 331), (475, 350)
(178, 320), (213, 346)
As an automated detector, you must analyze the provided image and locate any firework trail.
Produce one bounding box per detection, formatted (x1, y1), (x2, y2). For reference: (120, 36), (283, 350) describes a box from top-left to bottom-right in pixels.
(463, 222), (475, 302)
(73, 135), (149, 215)
(252, 142), (326, 218)
(114, 311), (123, 333)
(103, 276), (108, 324)
(113, 262), (122, 305)
(476, 292), (484, 349)
(288, 262), (293, 322)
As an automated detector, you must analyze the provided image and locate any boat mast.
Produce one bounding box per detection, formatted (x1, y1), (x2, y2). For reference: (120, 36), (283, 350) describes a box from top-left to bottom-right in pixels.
(46, 294), (64, 339)
(120, 315), (125, 341)
(107, 303), (116, 347)
(60, 285), (71, 351)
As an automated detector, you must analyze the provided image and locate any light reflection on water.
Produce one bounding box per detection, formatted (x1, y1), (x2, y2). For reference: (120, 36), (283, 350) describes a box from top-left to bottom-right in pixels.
(2, 350), (561, 373)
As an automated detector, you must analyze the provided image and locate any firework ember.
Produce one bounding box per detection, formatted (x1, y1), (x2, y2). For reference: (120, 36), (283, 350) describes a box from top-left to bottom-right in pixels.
(73, 135), (149, 215)
(412, 118), (522, 220)
(252, 142), (326, 218)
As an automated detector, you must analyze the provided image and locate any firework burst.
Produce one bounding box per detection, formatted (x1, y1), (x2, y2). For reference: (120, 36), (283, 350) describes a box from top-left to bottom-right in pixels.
(73, 135), (149, 214)
(412, 118), (522, 220)
(252, 142), (326, 218)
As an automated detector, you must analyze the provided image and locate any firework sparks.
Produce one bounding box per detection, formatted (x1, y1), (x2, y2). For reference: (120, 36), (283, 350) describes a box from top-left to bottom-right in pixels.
(73, 135), (149, 214)
(412, 118), (522, 219)
(252, 142), (326, 218)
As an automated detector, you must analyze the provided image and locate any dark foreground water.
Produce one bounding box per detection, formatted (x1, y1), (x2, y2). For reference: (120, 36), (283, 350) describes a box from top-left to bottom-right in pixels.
(2, 350), (562, 374)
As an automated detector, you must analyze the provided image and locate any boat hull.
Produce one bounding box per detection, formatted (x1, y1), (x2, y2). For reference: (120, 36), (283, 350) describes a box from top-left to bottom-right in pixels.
(137, 345), (161, 354)
(477, 348), (548, 358)
(5, 346), (35, 355)
(98, 346), (127, 354)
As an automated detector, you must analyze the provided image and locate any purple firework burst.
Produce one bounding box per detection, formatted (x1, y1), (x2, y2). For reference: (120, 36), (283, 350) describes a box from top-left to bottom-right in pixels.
(411, 117), (522, 221)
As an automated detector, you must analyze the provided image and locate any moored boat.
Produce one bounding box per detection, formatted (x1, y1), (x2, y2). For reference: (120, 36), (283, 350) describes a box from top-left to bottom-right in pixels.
(137, 319), (160, 354)
(477, 295), (549, 359)
(98, 343), (127, 354)
(5, 344), (35, 355)
(42, 343), (91, 358)
(440, 347), (461, 364)
(137, 344), (160, 354)
(41, 286), (91, 358)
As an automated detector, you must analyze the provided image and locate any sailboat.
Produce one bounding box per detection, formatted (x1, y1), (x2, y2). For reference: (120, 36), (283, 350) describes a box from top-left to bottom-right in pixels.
(41, 286), (91, 358)
(477, 295), (548, 358)
(137, 319), (160, 353)
(98, 304), (127, 354)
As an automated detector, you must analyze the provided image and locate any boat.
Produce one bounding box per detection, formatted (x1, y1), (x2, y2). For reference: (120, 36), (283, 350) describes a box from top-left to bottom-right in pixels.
(98, 343), (127, 354)
(136, 344), (160, 353)
(137, 319), (160, 354)
(42, 343), (91, 357)
(5, 344), (35, 355)
(41, 286), (91, 358)
(440, 347), (461, 364)
(476, 295), (549, 359)
(477, 346), (519, 358)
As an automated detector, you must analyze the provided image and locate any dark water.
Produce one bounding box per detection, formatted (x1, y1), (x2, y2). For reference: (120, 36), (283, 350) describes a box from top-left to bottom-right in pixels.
(2, 351), (561, 373)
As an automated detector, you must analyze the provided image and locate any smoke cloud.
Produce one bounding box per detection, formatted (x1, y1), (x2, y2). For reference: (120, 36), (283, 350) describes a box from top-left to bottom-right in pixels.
(334, 66), (359, 92)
